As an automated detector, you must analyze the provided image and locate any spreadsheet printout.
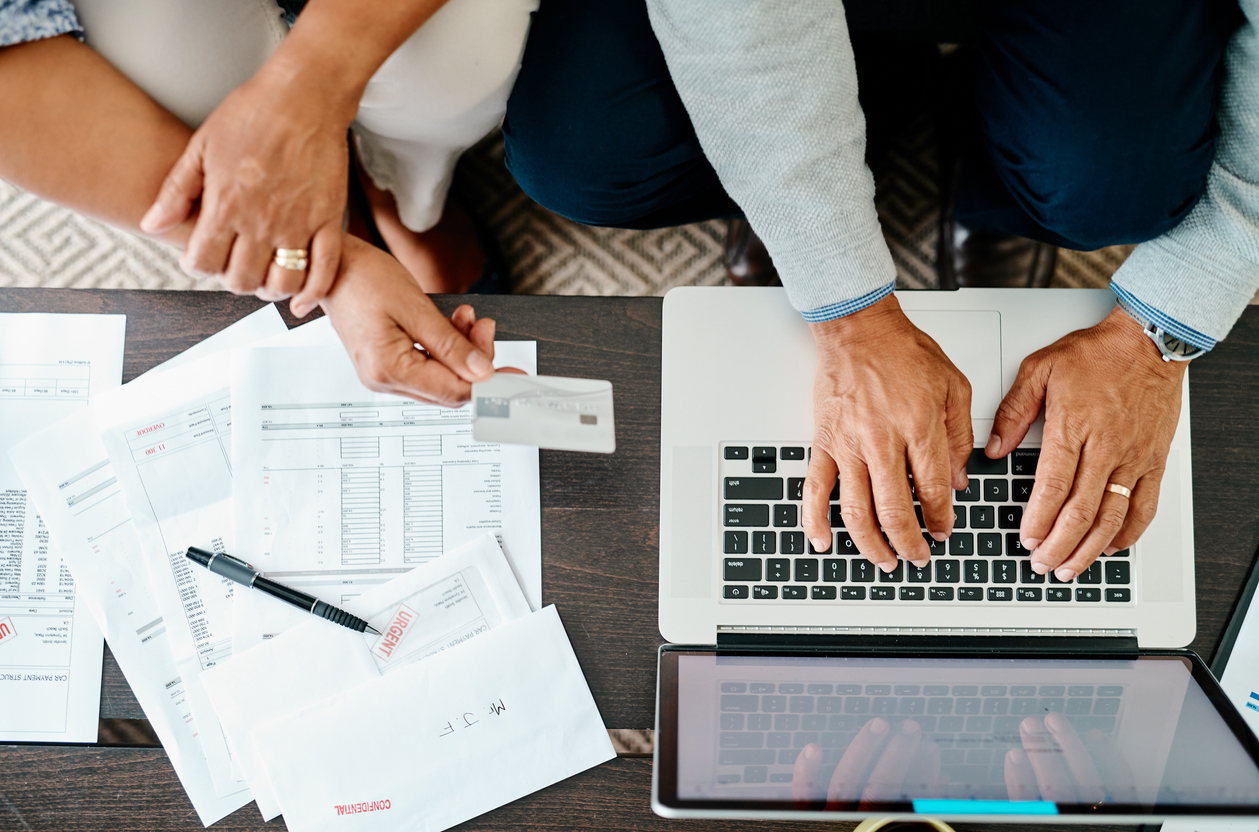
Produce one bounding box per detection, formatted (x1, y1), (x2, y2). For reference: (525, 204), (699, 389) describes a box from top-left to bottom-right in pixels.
(0, 313), (122, 742)
(230, 342), (540, 652)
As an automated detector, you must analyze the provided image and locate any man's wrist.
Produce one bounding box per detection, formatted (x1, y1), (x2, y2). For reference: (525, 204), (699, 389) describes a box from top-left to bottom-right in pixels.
(1102, 307), (1189, 378)
(808, 293), (908, 355)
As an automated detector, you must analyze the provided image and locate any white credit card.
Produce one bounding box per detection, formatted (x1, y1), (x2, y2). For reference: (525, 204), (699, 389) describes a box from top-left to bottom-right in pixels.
(472, 373), (615, 453)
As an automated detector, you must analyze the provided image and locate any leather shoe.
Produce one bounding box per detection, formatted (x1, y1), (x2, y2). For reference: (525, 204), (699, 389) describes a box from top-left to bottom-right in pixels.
(940, 222), (1057, 289)
(725, 219), (781, 287)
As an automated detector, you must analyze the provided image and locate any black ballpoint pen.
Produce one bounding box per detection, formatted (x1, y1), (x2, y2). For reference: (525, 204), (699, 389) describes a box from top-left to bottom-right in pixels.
(185, 547), (381, 636)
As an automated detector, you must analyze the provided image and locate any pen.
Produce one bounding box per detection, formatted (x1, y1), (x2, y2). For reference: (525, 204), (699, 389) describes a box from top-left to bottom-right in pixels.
(185, 547), (381, 636)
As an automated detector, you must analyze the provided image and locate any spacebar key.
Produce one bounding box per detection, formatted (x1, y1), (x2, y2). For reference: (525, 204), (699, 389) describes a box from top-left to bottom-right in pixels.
(724, 477), (784, 500)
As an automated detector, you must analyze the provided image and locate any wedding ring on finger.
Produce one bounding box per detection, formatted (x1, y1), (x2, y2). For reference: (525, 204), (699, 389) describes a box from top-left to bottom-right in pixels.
(1104, 482), (1132, 499)
(274, 248), (309, 271)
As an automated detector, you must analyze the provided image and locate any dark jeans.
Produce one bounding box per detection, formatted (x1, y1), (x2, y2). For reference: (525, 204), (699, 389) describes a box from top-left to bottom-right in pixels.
(503, 0), (1239, 250)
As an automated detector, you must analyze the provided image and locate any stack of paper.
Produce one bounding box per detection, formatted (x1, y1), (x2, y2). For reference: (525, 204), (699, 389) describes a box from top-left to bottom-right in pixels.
(5, 307), (610, 829)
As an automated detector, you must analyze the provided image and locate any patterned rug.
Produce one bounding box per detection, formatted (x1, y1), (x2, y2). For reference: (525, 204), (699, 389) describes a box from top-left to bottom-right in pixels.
(0, 125), (1127, 295)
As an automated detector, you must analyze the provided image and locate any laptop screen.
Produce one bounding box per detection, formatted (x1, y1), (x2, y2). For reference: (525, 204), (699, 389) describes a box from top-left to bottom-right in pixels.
(655, 650), (1259, 819)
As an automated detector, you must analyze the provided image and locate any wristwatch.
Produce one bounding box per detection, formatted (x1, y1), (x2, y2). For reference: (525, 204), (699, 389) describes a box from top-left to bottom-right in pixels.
(1142, 321), (1206, 362)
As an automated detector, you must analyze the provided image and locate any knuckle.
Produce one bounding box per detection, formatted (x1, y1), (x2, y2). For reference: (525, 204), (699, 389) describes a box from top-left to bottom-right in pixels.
(1032, 476), (1071, 504)
(875, 504), (914, 532)
(1096, 505), (1127, 532)
(913, 481), (950, 506)
(1061, 505), (1095, 530)
(358, 357), (394, 390)
(841, 504), (872, 529)
(1128, 499), (1158, 527)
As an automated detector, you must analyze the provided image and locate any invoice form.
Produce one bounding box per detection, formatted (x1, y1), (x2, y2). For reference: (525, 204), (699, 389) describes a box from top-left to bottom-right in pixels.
(0, 313), (122, 743)
(231, 342), (540, 652)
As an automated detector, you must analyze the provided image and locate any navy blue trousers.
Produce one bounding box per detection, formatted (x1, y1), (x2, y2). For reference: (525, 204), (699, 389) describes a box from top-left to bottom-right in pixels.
(502, 0), (1239, 250)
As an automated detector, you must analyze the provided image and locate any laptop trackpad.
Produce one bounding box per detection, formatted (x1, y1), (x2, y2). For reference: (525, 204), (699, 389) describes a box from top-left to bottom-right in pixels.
(903, 310), (1003, 419)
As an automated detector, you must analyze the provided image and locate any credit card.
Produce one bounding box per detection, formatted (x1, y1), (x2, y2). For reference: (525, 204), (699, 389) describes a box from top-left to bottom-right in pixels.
(471, 373), (615, 453)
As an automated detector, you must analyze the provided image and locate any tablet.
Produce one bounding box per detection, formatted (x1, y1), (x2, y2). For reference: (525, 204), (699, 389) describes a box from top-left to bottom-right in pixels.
(653, 647), (1259, 822)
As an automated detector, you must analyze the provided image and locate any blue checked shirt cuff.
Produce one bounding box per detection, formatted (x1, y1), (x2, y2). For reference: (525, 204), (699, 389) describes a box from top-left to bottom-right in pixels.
(1111, 283), (1217, 352)
(799, 282), (896, 324)
(0, 0), (83, 48)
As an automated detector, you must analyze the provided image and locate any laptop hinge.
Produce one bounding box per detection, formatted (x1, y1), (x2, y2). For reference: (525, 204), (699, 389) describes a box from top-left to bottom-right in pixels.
(716, 626), (1139, 655)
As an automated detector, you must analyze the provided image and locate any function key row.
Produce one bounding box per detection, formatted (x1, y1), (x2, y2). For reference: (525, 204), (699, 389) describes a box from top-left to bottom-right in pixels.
(723, 585), (1131, 602)
(717, 683), (1123, 696)
(722, 557), (1130, 585)
(726, 447), (1042, 476)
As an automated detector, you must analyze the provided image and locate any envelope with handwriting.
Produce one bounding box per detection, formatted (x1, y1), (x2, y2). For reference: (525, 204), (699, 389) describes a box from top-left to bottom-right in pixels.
(253, 605), (615, 832)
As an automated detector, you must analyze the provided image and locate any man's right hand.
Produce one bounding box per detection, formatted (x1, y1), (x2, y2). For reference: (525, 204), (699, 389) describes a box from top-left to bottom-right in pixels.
(803, 294), (973, 571)
(320, 234), (496, 407)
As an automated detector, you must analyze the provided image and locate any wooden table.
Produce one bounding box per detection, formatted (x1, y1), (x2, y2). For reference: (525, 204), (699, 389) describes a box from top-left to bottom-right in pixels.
(2, 287), (1258, 832)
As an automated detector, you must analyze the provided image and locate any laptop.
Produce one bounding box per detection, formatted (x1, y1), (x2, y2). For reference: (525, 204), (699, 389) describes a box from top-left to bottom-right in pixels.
(654, 287), (1259, 821)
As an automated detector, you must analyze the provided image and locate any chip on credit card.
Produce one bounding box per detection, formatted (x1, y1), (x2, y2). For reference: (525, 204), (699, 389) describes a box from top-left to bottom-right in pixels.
(471, 373), (615, 453)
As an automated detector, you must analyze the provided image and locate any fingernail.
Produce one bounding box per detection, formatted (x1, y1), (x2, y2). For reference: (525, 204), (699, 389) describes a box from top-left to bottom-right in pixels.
(902, 718), (920, 735)
(1102, 546), (1118, 556)
(930, 531), (947, 542)
(1055, 567), (1076, 582)
(1031, 561), (1050, 574)
(869, 719), (888, 736)
(878, 561), (896, 573)
(139, 203), (162, 232)
(985, 433), (1001, 457)
(810, 537), (829, 552)
(1008, 748), (1027, 765)
(804, 744), (819, 760)
(467, 351), (493, 378)
(911, 560), (929, 569)
(291, 303), (311, 318)
(1023, 537), (1040, 550)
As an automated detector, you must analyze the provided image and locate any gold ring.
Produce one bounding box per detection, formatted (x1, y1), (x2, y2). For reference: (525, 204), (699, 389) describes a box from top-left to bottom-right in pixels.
(1105, 482), (1132, 499)
(274, 248), (309, 271)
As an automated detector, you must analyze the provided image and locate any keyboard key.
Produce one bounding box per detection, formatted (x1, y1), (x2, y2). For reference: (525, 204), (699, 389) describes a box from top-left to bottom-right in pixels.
(964, 560), (988, 583)
(970, 506), (995, 528)
(744, 766), (769, 783)
(988, 587), (1014, 601)
(823, 559), (847, 582)
(978, 533), (1002, 555)
(1017, 587), (1042, 601)
(953, 506), (967, 528)
(895, 685), (921, 696)
(993, 560), (1017, 584)
(781, 532), (805, 554)
(851, 560), (876, 582)
(866, 685), (891, 696)
(725, 531), (748, 554)
(724, 477), (783, 500)
(935, 559), (959, 583)
(927, 698), (953, 715)
(1007, 533), (1029, 556)
(750, 683), (775, 694)
(752, 585), (778, 599)
(870, 586), (895, 600)
(1011, 448), (1039, 476)
(983, 479), (1009, 502)
(752, 446), (776, 461)
(788, 477), (804, 500)
(1076, 587), (1101, 602)
(872, 697), (897, 714)
(951, 533), (975, 556)
(1066, 698), (1092, 715)
(1020, 560), (1045, 584)
(765, 732), (790, 748)
(781, 446), (806, 460)
(808, 685), (834, 697)
(753, 531), (775, 555)
(1040, 698), (1066, 712)
(929, 587), (955, 600)
(719, 750), (775, 766)
(767, 558), (790, 581)
(965, 716), (992, 732)
(724, 446), (749, 459)
(956, 478), (981, 502)
(981, 685), (1007, 697)
(958, 587), (982, 600)
(924, 685), (950, 697)
(722, 695), (760, 712)
(773, 504), (798, 527)
(725, 504), (770, 526)
(1012, 479), (1035, 502)
(1046, 587), (1071, 601)
(878, 562), (904, 582)
(900, 696), (926, 713)
(1049, 570), (1072, 584)
(721, 713), (745, 729)
(724, 585), (749, 599)
(1105, 561), (1130, 584)
(829, 504), (845, 528)
(1105, 588), (1131, 602)
(721, 732), (765, 748)
(808, 535), (832, 555)
(722, 683), (747, 693)
(1111, 548), (1130, 557)
(900, 586), (925, 601)
(924, 533), (946, 556)
(795, 558), (818, 582)
(783, 586), (807, 599)
(841, 586), (866, 600)
(752, 447), (777, 473)
(1010, 686), (1036, 697)
(724, 558), (762, 580)
(811, 585), (837, 600)
(939, 716), (964, 732)
(968, 449), (1007, 474)
(835, 532), (860, 555)
(997, 505), (1023, 529)
(1077, 562), (1102, 584)
(907, 564), (931, 583)
(762, 695), (787, 712)
(1011, 698), (1038, 715)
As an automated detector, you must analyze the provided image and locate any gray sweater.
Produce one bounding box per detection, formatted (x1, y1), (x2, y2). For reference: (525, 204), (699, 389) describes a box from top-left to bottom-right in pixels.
(647, 0), (1259, 348)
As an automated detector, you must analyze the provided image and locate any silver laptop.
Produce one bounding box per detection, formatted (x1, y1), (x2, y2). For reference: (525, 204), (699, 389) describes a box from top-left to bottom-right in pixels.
(659, 286), (1195, 649)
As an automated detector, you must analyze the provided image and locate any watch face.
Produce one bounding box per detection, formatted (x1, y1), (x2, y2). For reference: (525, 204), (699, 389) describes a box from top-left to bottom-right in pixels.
(1161, 332), (1199, 358)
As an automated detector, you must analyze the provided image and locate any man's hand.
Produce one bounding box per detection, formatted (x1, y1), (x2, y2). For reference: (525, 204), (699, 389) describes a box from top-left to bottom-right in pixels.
(1004, 713), (1137, 804)
(986, 308), (1185, 581)
(320, 235), (495, 406)
(792, 719), (943, 809)
(803, 295), (973, 571)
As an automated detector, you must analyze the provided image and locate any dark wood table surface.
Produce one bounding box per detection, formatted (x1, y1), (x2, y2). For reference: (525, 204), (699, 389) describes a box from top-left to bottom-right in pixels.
(2, 287), (1257, 832)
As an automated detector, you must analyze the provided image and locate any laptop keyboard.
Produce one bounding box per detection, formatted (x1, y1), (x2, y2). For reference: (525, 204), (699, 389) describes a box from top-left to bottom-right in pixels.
(715, 679), (1126, 794)
(720, 443), (1133, 605)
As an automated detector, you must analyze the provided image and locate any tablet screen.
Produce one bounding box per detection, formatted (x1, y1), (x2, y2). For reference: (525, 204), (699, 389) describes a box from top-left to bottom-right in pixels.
(655, 651), (1259, 818)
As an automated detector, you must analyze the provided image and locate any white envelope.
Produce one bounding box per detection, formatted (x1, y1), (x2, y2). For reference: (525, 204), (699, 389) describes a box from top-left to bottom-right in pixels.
(254, 605), (615, 832)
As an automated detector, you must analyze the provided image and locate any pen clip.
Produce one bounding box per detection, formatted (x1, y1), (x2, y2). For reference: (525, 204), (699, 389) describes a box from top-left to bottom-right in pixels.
(215, 551), (256, 572)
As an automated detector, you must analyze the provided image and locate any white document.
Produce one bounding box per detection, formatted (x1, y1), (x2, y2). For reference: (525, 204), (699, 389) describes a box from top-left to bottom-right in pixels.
(0, 313), (123, 743)
(230, 342), (540, 653)
(254, 604), (615, 832)
(201, 533), (528, 821)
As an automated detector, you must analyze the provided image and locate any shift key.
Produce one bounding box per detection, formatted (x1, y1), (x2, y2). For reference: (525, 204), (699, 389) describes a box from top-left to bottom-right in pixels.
(725, 504), (770, 526)
(725, 477), (784, 500)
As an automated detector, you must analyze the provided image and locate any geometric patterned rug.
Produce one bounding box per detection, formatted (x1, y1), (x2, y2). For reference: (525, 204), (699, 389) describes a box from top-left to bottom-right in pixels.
(0, 122), (1132, 296)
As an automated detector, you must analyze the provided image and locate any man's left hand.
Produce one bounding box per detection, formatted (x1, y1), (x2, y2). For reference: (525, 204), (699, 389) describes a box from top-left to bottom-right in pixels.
(986, 307), (1186, 581)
